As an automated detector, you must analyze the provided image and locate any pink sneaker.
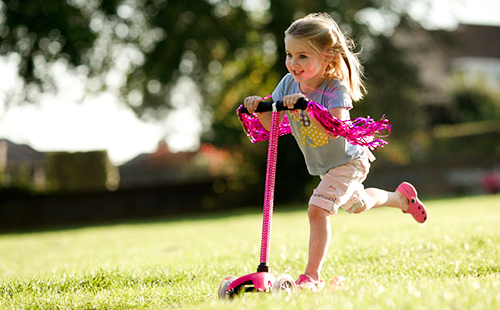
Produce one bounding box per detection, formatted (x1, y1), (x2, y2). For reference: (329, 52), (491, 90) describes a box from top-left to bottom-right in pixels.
(295, 274), (325, 292)
(396, 182), (428, 223)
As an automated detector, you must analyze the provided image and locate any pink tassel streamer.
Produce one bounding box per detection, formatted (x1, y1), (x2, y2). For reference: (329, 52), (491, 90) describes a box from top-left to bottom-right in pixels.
(237, 100), (391, 150)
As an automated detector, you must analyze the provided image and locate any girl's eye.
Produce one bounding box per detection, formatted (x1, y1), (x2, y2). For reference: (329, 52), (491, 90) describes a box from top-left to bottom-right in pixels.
(286, 53), (292, 58)
(300, 55), (308, 59)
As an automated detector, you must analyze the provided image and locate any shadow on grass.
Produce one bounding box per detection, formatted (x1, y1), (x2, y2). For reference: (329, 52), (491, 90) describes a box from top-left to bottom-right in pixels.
(0, 201), (310, 236)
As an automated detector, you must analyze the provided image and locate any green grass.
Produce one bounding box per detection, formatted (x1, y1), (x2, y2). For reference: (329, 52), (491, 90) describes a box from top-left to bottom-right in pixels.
(1, 194), (499, 309)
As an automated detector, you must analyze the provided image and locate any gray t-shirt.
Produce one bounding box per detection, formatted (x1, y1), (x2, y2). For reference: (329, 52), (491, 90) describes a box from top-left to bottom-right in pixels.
(272, 74), (365, 175)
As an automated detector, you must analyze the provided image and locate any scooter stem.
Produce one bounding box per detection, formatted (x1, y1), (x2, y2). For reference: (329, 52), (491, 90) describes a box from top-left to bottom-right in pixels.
(258, 103), (280, 272)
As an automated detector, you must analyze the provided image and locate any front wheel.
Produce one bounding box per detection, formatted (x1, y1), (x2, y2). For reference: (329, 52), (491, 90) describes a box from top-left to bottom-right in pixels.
(218, 275), (237, 299)
(273, 273), (296, 296)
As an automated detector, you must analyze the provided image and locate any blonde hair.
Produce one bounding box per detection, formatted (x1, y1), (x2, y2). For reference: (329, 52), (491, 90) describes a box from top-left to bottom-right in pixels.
(285, 13), (366, 101)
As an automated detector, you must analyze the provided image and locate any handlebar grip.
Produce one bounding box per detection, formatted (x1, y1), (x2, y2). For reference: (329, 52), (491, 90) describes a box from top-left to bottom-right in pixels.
(239, 97), (309, 114)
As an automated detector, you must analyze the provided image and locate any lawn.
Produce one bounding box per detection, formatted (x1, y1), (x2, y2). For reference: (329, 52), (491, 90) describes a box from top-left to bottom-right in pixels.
(0, 194), (499, 309)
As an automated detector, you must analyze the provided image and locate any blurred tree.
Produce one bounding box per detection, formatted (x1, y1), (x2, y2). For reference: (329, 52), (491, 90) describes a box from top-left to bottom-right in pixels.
(0, 0), (422, 124)
(447, 72), (500, 123)
(0, 0), (100, 102)
(0, 0), (427, 203)
(427, 71), (500, 165)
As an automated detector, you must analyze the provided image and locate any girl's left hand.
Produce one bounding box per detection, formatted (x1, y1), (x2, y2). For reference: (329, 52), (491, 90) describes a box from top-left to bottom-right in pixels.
(283, 93), (306, 109)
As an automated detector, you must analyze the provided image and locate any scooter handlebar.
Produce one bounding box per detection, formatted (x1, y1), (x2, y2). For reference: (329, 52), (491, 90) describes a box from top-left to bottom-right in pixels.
(239, 97), (309, 114)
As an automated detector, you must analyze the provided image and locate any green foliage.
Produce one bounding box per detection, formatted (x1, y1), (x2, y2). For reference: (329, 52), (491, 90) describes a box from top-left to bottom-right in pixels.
(422, 72), (500, 163)
(448, 72), (500, 123)
(0, 195), (499, 309)
(45, 150), (119, 192)
(0, 0), (98, 99)
(0, 0), (423, 122)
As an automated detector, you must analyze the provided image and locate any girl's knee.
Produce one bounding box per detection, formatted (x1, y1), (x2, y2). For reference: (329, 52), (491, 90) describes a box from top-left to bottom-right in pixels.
(308, 204), (330, 220)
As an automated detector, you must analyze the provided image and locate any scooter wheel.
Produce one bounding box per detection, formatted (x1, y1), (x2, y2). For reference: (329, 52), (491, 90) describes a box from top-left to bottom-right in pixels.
(218, 275), (237, 299)
(273, 273), (297, 296)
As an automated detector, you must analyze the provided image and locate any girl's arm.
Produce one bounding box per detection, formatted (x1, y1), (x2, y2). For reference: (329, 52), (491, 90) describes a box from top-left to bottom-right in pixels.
(309, 107), (350, 139)
(329, 107), (350, 121)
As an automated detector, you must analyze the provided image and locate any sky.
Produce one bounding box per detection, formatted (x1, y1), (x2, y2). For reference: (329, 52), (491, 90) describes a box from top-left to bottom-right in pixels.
(0, 0), (499, 165)
(409, 0), (500, 29)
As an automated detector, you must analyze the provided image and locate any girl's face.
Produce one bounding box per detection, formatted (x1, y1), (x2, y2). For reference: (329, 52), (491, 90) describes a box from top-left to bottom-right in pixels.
(285, 36), (328, 91)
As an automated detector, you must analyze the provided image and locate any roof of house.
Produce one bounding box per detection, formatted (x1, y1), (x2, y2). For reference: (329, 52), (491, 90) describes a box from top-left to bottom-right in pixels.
(0, 139), (45, 163)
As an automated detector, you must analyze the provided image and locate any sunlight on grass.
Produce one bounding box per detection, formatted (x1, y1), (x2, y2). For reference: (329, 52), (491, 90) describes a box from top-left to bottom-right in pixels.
(0, 194), (499, 309)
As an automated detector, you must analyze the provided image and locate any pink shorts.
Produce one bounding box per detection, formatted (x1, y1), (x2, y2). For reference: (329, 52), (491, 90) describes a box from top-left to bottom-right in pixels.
(309, 157), (370, 215)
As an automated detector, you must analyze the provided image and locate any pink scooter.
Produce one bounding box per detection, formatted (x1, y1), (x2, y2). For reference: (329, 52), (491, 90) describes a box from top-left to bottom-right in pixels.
(218, 99), (309, 299)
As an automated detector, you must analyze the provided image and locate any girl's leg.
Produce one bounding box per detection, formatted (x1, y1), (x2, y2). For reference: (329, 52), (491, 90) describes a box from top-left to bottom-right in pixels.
(304, 204), (331, 281)
(353, 188), (408, 213)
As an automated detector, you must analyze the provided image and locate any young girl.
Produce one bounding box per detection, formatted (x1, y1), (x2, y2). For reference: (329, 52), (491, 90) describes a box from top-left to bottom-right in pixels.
(243, 13), (428, 291)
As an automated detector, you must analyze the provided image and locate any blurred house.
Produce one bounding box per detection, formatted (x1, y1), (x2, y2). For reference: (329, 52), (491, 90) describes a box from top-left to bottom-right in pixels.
(392, 22), (500, 109)
(0, 139), (118, 193)
(441, 24), (500, 89)
(118, 141), (237, 188)
(388, 22), (500, 195)
(1, 138), (238, 192)
(0, 139), (46, 191)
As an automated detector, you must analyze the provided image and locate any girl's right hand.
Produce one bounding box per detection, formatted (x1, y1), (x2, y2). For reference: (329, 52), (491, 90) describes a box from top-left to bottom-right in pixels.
(283, 93), (306, 109)
(243, 96), (263, 114)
